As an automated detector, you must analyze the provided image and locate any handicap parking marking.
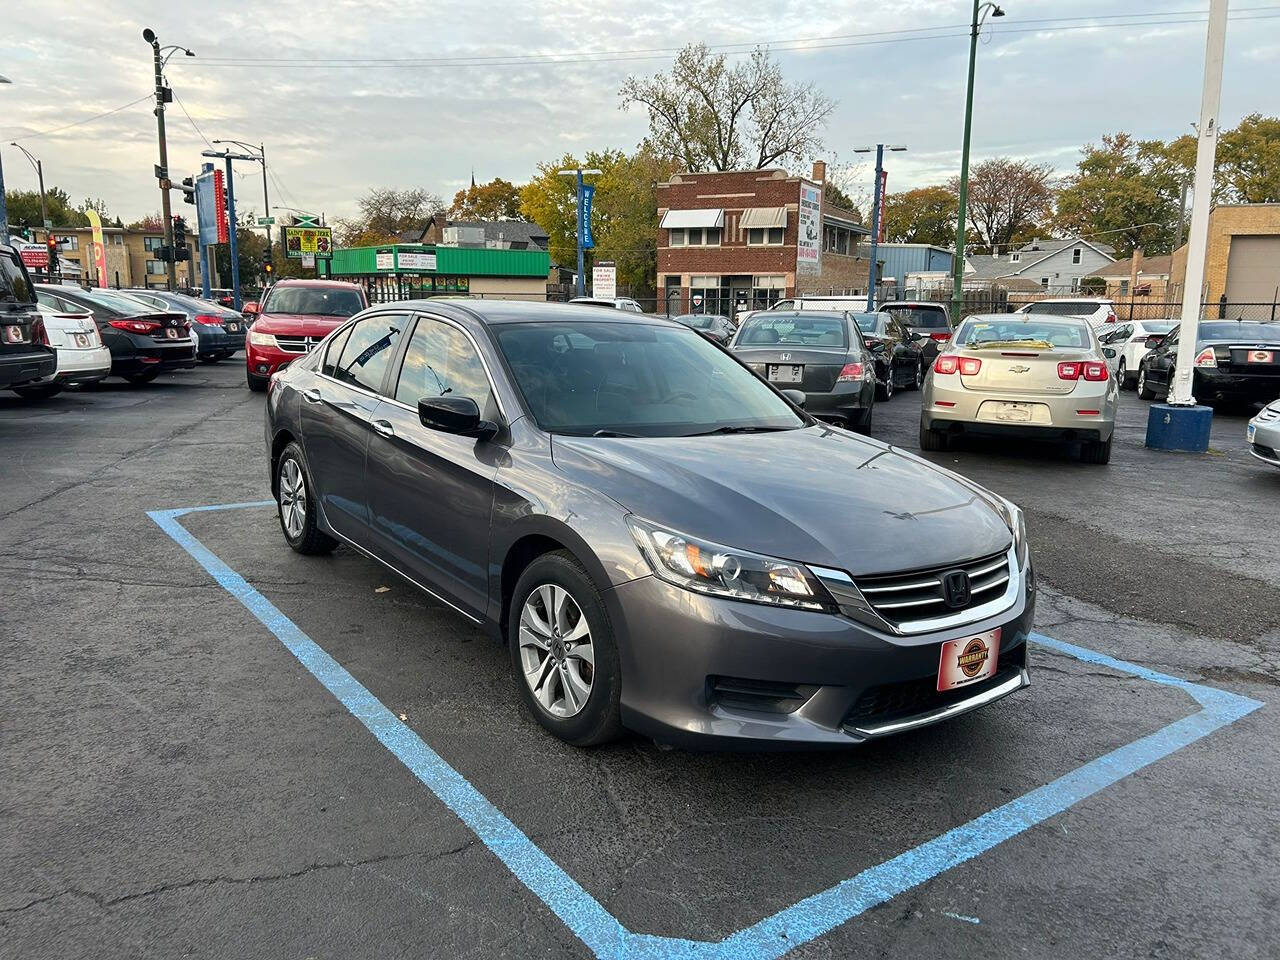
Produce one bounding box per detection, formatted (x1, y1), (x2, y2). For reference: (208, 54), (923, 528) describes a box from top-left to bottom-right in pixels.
(148, 501), (1265, 960)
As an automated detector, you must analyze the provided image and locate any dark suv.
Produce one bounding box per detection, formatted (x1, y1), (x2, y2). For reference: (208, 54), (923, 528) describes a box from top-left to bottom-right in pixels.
(0, 244), (57, 395)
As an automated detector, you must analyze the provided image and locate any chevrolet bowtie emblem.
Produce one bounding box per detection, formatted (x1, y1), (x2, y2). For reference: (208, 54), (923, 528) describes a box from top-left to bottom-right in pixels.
(1009, 365), (1031, 373)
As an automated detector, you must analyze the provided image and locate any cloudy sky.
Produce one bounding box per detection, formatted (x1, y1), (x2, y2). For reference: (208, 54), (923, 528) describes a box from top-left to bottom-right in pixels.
(2, 0), (1277, 224)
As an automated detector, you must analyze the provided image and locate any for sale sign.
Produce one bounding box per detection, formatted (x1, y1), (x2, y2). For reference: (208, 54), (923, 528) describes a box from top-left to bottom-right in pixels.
(17, 242), (48, 270)
(592, 260), (617, 300)
(284, 226), (333, 260)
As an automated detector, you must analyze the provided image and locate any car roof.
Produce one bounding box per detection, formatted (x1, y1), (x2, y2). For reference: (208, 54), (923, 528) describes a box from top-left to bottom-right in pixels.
(270, 278), (364, 290)
(964, 312), (1089, 325)
(362, 297), (678, 328)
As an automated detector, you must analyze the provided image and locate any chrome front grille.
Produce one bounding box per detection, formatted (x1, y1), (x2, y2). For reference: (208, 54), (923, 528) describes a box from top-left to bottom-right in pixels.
(275, 335), (323, 354)
(852, 550), (1012, 628)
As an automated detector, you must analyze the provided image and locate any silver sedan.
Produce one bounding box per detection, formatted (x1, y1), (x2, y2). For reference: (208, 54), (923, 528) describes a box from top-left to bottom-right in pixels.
(1248, 400), (1280, 469)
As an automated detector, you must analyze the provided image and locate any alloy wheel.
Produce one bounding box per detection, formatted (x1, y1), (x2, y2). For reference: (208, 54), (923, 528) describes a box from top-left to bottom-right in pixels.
(915, 362), (923, 389)
(279, 458), (307, 539)
(518, 584), (594, 719)
(1117, 358), (1127, 386)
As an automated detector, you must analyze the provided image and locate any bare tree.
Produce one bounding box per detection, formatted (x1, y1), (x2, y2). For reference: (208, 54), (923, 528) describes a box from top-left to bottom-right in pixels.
(949, 158), (1056, 251)
(620, 45), (835, 172)
(336, 187), (443, 246)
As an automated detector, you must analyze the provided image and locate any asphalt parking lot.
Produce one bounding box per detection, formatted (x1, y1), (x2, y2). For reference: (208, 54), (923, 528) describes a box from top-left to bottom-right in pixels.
(3, 363), (1278, 959)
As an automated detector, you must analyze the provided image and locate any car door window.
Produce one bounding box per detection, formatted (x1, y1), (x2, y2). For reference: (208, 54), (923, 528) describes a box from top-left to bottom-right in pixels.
(322, 324), (354, 377)
(333, 315), (405, 392)
(395, 316), (494, 412)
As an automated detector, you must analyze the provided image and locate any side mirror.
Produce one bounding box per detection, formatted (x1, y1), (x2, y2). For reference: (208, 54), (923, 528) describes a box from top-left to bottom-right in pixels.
(1144, 335), (1164, 349)
(781, 388), (807, 408)
(241, 301), (260, 316)
(418, 395), (498, 440)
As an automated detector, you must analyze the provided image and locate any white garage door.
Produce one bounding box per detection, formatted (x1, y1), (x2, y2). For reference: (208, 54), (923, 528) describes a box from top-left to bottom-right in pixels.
(1224, 236), (1280, 306)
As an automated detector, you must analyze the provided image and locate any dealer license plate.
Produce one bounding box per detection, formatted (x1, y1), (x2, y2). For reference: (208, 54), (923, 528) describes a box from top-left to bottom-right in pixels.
(992, 401), (1033, 422)
(227, 322), (239, 332)
(72, 333), (90, 348)
(1247, 350), (1274, 363)
(938, 628), (1001, 692)
(767, 364), (803, 384)
(165, 327), (178, 339)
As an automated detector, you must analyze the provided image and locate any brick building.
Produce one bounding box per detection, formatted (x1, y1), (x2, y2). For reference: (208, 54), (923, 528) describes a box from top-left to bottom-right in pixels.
(656, 162), (873, 317)
(1169, 203), (1280, 313)
(27, 224), (206, 290)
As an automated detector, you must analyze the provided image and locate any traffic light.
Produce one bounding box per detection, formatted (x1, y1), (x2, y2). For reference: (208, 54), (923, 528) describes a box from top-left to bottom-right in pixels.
(263, 256), (274, 278)
(45, 235), (59, 274)
(180, 176), (196, 205)
(173, 215), (187, 250)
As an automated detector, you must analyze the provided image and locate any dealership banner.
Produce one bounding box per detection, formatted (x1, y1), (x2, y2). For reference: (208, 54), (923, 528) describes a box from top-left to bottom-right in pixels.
(284, 226), (333, 260)
(85, 209), (108, 286)
(797, 182), (822, 274)
(579, 184), (595, 250)
(17, 242), (48, 270)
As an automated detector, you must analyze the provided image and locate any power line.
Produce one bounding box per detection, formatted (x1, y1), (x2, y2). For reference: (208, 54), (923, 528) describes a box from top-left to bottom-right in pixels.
(6, 93), (152, 142)
(189, 7), (1280, 69)
(171, 90), (214, 150)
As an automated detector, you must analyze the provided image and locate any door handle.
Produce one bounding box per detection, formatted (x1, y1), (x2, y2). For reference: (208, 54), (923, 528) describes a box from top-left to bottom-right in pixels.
(372, 419), (395, 438)
(302, 388), (321, 403)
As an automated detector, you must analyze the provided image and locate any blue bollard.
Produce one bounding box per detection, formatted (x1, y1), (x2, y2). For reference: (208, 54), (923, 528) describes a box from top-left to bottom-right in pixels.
(1145, 403), (1213, 452)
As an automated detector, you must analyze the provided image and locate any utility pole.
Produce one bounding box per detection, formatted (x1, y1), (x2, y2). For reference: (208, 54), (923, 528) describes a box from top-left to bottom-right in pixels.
(144, 28), (178, 292)
(0, 75), (12, 244)
(855, 144), (907, 310)
(950, 2), (1005, 322)
(1145, 0), (1228, 453)
(558, 166), (602, 298)
(10, 143), (47, 234)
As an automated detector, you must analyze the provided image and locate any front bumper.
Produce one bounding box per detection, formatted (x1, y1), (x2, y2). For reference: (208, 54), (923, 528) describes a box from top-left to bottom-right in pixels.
(922, 375), (1116, 442)
(607, 570), (1034, 749)
(1249, 419), (1280, 467)
(246, 341), (306, 379)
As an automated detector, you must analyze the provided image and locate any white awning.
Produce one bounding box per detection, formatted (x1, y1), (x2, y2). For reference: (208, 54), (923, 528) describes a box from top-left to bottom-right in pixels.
(660, 208), (724, 230)
(740, 207), (788, 229)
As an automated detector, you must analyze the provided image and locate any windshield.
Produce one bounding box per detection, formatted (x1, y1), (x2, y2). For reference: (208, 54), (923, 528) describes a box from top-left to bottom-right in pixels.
(1022, 301), (1104, 317)
(1140, 321), (1177, 335)
(263, 285), (364, 317)
(1200, 322), (1280, 340)
(674, 315), (714, 330)
(1, 251), (34, 303)
(74, 289), (163, 315)
(885, 306), (949, 328)
(494, 321), (805, 437)
(956, 318), (1090, 349)
(737, 312), (847, 347)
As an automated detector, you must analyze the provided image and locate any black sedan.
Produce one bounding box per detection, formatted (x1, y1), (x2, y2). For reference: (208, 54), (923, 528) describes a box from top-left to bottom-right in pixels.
(35, 285), (195, 384)
(853, 311), (926, 400)
(1, 244), (57, 393)
(1137, 320), (1280, 405)
(730, 310), (876, 432)
(125, 289), (246, 363)
(671, 313), (736, 345)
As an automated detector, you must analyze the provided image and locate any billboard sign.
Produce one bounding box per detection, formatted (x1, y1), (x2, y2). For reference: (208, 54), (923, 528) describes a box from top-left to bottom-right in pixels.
(797, 181), (822, 274)
(592, 260), (616, 300)
(284, 226), (333, 260)
(397, 251), (437, 272)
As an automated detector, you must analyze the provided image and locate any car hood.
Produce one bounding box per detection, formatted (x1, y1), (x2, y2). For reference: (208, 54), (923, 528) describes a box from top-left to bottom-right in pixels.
(551, 426), (1011, 576)
(253, 314), (349, 334)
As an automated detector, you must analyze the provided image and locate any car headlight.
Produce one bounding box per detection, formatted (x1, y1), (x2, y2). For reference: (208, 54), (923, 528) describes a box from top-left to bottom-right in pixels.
(990, 495), (1029, 570)
(626, 517), (833, 610)
(248, 330), (277, 348)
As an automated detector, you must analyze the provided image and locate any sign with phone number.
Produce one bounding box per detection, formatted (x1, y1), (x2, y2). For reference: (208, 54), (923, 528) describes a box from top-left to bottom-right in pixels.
(284, 226), (333, 260)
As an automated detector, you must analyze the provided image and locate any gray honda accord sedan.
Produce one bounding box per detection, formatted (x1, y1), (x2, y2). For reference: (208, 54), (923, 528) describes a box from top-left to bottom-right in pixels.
(265, 300), (1033, 749)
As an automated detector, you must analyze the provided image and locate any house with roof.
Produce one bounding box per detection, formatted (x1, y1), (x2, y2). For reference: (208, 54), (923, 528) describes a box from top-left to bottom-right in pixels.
(402, 216), (549, 251)
(1083, 253), (1173, 299)
(965, 237), (1116, 294)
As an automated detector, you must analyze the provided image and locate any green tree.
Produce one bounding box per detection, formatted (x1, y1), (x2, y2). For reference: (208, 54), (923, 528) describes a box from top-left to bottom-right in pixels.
(1167, 113), (1280, 204)
(1053, 133), (1183, 256)
(822, 180), (861, 220)
(519, 154), (586, 270)
(447, 178), (522, 220)
(619, 44), (835, 171)
(3, 185), (90, 228)
(880, 185), (958, 245)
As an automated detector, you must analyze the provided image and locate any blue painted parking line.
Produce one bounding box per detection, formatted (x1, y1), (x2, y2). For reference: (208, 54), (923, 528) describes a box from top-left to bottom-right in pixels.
(149, 501), (1264, 960)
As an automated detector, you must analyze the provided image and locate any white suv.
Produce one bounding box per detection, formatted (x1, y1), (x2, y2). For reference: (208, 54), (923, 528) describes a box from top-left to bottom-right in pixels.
(1015, 298), (1117, 327)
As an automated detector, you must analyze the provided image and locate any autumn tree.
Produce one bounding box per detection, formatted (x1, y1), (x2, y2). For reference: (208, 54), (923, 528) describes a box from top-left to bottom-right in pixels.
(335, 187), (443, 246)
(822, 180), (861, 220)
(950, 158), (1054, 252)
(619, 45), (835, 172)
(1166, 113), (1280, 205)
(880, 186), (958, 246)
(448, 177), (522, 220)
(1053, 134), (1184, 256)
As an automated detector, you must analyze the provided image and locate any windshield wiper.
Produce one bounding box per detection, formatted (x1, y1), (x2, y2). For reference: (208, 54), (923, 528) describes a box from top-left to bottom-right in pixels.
(690, 425), (794, 436)
(591, 429), (644, 438)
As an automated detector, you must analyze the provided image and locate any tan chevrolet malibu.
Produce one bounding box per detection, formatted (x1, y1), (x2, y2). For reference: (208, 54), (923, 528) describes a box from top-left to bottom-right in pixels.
(919, 313), (1119, 463)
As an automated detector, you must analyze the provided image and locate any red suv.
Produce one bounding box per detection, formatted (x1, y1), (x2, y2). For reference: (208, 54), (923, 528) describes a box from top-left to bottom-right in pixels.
(245, 279), (368, 391)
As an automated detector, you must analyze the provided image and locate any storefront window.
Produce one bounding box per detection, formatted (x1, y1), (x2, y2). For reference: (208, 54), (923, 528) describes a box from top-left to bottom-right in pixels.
(751, 275), (786, 310)
(689, 275), (730, 315)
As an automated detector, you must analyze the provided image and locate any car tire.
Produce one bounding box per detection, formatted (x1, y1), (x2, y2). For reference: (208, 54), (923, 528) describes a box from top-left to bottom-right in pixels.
(1116, 358), (1128, 389)
(276, 442), (337, 556)
(247, 369), (269, 392)
(919, 421), (951, 451)
(125, 370), (159, 385)
(508, 551), (622, 747)
(876, 367), (895, 401)
(1080, 435), (1113, 464)
(853, 407), (873, 435)
(12, 382), (64, 400)
(908, 361), (923, 391)
(1137, 366), (1156, 400)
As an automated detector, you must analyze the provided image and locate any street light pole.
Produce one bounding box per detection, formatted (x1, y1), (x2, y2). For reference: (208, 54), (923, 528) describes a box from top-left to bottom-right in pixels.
(10, 143), (46, 234)
(203, 148), (258, 311)
(950, 2), (1005, 322)
(855, 144), (907, 310)
(144, 28), (177, 292)
(0, 75), (13, 244)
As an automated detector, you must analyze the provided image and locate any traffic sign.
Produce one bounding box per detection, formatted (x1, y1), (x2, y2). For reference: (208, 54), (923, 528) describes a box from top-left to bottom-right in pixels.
(256, 217), (276, 226)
